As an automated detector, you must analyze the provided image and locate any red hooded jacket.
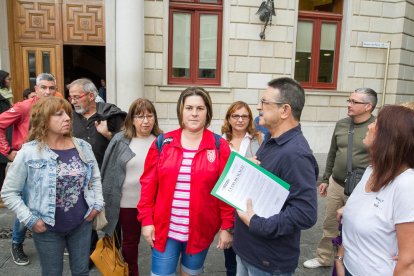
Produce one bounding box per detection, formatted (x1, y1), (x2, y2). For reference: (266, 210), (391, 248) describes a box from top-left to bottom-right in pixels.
(138, 128), (234, 254)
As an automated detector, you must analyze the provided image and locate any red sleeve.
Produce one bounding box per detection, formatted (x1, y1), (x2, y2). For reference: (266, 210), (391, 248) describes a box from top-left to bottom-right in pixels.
(137, 140), (159, 226)
(0, 104), (23, 156)
(218, 138), (235, 230)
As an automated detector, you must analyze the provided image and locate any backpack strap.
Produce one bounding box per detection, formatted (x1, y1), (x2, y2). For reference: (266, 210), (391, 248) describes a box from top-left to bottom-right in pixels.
(156, 133), (165, 155)
(157, 132), (221, 155)
(213, 133), (221, 152)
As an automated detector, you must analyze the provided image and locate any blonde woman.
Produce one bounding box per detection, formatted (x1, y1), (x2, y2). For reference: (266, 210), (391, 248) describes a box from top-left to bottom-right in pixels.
(222, 101), (262, 158)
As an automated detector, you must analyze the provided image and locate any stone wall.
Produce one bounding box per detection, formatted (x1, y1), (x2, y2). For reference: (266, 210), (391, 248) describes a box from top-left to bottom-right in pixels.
(0, 0), (10, 71)
(345, 0), (414, 104)
(142, 0), (414, 153)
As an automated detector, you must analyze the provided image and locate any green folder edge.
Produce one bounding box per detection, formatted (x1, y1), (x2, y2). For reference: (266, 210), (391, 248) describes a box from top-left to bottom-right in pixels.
(211, 151), (291, 211)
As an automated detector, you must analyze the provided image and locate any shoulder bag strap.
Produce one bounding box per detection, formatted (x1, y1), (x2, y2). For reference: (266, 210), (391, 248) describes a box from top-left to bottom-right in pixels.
(346, 121), (355, 174)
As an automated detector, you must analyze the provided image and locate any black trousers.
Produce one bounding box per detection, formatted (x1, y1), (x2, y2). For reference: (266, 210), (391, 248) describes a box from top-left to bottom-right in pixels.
(0, 162), (7, 191)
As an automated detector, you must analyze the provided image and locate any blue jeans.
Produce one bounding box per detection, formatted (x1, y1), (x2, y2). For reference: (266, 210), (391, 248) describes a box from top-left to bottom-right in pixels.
(151, 238), (209, 276)
(236, 256), (294, 276)
(12, 193), (27, 245)
(32, 220), (92, 276)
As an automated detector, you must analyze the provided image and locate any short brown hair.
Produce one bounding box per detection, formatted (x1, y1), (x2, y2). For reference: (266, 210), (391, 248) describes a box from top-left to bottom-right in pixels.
(370, 105), (414, 191)
(28, 97), (73, 144)
(221, 101), (257, 142)
(123, 98), (162, 139)
(176, 87), (213, 128)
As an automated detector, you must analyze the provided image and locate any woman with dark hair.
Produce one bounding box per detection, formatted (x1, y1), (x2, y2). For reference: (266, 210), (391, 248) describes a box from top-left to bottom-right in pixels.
(138, 87), (234, 276)
(339, 105), (414, 275)
(0, 70), (13, 104)
(221, 101), (262, 276)
(101, 98), (162, 276)
(0, 91), (11, 208)
(22, 88), (36, 100)
(1, 97), (104, 275)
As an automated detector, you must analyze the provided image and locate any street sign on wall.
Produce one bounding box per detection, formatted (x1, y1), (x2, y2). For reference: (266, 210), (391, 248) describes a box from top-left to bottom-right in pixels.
(362, 41), (390, 49)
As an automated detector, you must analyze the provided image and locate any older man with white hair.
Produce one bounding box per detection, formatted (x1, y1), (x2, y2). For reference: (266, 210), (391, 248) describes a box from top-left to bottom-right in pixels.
(67, 78), (126, 267)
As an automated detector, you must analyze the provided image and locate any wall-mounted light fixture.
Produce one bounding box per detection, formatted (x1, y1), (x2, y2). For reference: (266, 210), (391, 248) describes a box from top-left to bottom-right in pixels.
(256, 0), (276, 40)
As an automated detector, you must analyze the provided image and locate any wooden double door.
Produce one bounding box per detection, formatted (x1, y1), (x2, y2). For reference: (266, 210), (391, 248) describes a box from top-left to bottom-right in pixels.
(8, 0), (105, 101)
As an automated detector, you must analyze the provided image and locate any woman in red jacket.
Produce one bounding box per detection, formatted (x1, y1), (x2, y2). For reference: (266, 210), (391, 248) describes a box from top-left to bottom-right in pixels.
(138, 87), (234, 276)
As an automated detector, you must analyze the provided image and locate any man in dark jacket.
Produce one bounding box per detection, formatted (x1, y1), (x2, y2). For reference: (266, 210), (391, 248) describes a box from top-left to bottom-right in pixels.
(233, 78), (318, 275)
(67, 78), (126, 168)
(67, 78), (126, 265)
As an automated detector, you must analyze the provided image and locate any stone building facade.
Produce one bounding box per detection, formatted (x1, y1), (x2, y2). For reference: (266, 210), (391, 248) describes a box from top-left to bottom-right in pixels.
(1, 0), (413, 154)
(135, 0), (414, 153)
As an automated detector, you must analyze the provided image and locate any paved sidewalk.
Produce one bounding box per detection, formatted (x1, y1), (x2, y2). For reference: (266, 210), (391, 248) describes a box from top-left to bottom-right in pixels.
(0, 197), (332, 276)
(0, 153), (333, 275)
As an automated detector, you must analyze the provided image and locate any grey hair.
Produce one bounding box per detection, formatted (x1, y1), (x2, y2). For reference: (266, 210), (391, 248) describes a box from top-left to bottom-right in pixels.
(36, 73), (56, 85)
(66, 78), (98, 97)
(354, 88), (378, 111)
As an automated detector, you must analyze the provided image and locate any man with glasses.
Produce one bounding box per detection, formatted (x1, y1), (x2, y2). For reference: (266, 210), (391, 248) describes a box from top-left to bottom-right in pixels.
(304, 88), (377, 269)
(0, 73), (57, 266)
(67, 78), (126, 168)
(233, 78), (319, 276)
(67, 78), (126, 266)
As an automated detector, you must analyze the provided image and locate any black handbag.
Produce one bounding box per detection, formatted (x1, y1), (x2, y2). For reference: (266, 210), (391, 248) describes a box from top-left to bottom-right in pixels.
(344, 168), (365, 196)
(344, 121), (365, 196)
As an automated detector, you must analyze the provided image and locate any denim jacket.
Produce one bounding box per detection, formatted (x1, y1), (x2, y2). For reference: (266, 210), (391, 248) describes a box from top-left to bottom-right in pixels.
(1, 137), (104, 230)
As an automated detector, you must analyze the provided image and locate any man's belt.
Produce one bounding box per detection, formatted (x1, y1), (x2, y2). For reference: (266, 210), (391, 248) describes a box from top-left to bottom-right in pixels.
(332, 176), (345, 187)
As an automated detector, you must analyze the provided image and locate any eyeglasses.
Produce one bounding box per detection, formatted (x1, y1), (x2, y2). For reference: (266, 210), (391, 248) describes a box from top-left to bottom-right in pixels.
(68, 93), (88, 102)
(231, 114), (250, 121)
(346, 99), (369, 105)
(133, 114), (154, 121)
(259, 98), (285, 106)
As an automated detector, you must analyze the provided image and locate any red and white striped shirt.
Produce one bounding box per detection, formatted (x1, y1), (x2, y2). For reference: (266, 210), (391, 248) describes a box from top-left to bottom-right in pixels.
(167, 149), (196, 241)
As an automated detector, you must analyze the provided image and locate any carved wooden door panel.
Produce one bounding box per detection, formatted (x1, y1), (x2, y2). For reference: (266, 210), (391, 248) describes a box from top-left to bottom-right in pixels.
(62, 0), (105, 45)
(8, 0), (104, 101)
(11, 0), (61, 43)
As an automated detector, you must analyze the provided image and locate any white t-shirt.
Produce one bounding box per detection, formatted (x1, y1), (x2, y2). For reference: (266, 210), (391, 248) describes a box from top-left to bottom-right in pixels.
(120, 135), (155, 208)
(343, 166), (414, 276)
(222, 133), (252, 157)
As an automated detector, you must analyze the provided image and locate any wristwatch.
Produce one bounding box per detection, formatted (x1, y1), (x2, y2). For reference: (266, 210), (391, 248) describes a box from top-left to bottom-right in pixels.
(225, 227), (234, 235)
(334, 255), (344, 262)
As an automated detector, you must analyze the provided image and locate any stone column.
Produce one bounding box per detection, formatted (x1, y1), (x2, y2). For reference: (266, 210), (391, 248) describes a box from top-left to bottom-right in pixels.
(0, 0), (10, 70)
(105, 0), (144, 110)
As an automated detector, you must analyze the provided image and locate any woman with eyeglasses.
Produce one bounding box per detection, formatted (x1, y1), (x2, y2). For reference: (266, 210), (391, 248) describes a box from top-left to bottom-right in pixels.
(220, 101), (263, 276)
(222, 101), (263, 158)
(101, 98), (162, 276)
